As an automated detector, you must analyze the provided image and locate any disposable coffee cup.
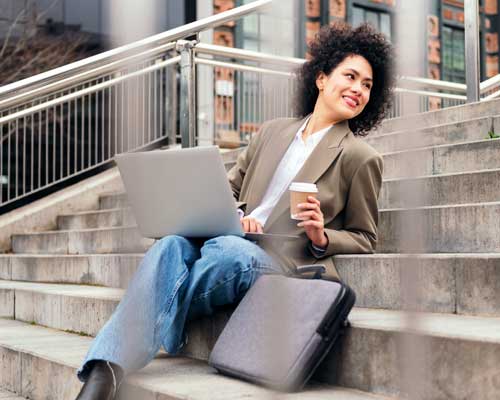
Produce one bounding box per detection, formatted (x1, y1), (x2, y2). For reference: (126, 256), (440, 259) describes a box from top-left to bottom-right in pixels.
(289, 182), (318, 220)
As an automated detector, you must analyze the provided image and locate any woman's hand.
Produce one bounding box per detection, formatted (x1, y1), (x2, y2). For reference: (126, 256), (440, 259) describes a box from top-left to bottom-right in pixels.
(296, 196), (328, 248)
(240, 216), (263, 233)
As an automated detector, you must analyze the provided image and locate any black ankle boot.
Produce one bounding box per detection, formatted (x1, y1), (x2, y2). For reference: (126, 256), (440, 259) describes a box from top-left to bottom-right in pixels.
(75, 360), (123, 400)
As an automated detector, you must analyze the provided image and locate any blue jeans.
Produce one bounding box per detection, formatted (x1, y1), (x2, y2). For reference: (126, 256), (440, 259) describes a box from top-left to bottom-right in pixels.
(77, 235), (282, 381)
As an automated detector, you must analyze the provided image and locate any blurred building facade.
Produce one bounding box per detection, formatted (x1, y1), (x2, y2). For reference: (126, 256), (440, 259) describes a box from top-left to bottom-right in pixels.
(209, 0), (500, 83)
(206, 0), (500, 128)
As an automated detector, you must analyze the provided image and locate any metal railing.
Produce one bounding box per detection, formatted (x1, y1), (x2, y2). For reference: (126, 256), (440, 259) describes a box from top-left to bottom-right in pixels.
(1, 0), (499, 209)
(0, 0), (272, 209)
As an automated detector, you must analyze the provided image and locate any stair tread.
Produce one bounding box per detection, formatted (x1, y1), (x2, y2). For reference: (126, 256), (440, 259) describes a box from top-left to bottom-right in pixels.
(380, 136), (499, 156)
(58, 199), (500, 218)
(2, 279), (500, 342)
(0, 388), (27, 400)
(2, 252), (500, 259)
(0, 318), (397, 400)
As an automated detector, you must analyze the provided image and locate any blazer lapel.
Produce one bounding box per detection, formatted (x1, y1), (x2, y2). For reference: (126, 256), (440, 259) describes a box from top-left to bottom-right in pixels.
(246, 117), (309, 211)
(264, 121), (351, 231)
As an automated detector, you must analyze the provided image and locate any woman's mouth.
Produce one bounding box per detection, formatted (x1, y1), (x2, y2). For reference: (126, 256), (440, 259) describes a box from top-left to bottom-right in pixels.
(342, 96), (358, 108)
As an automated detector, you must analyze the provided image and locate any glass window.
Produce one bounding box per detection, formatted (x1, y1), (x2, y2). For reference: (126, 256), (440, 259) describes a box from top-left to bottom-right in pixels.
(351, 5), (391, 41)
(442, 26), (465, 83)
(352, 6), (364, 27)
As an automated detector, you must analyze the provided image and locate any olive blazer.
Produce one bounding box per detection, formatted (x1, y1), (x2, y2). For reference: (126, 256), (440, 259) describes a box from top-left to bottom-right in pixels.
(227, 116), (383, 281)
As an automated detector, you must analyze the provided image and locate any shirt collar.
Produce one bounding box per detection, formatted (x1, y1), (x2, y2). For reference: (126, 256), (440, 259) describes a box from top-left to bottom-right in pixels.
(296, 116), (334, 146)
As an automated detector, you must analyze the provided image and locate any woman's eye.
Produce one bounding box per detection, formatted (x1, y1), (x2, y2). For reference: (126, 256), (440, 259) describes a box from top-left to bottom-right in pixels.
(346, 74), (354, 79)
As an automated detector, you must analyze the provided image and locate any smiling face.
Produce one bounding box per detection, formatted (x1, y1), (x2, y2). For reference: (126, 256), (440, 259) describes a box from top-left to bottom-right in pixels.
(315, 55), (373, 123)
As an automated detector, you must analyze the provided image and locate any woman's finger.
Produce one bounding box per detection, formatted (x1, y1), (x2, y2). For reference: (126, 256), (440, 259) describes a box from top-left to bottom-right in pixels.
(308, 196), (321, 205)
(257, 222), (263, 233)
(298, 220), (323, 228)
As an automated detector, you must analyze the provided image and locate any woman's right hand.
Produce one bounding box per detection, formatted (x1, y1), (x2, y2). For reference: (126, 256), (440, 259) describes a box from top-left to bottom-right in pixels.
(240, 216), (263, 233)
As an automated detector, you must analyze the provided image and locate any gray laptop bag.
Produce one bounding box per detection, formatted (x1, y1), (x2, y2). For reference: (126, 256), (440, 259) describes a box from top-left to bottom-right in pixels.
(208, 266), (355, 392)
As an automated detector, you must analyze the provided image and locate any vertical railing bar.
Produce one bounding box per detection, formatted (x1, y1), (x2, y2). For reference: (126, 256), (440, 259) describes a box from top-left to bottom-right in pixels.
(236, 70), (240, 144)
(160, 64), (164, 143)
(88, 92), (91, 168)
(114, 85), (120, 154)
(143, 67), (146, 147)
(60, 103), (63, 180)
(66, 101), (70, 179)
(74, 97), (77, 175)
(0, 123), (3, 204)
(127, 77), (131, 152)
(146, 73), (151, 143)
(15, 119), (19, 198)
(108, 86), (111, 160)
(29, 114), (35, 191)
(7, 121), (11, 201)
(95, 91), (98, 165)
(121, 80), (124, 154)
(82, 92), (85, 173)
(23, 116), (26, 196)
(38, 110), (41, 189)
(101, 89), (104, 163)
(52, 106), (56, 184)
(154, 67), (158, 141)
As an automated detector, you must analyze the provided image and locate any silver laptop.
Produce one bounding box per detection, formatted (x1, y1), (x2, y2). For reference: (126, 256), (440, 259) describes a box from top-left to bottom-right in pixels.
(115, 146), (299, 241)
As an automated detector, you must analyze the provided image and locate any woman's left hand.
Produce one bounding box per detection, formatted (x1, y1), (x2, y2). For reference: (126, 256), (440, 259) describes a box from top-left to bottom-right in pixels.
(296, 196), (328, 248)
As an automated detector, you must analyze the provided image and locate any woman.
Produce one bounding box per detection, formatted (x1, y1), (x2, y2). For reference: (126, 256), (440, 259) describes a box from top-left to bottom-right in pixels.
(75, 22), (394, 400)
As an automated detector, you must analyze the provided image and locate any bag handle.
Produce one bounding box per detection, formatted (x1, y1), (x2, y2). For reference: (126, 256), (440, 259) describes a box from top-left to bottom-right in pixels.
(295, 264), (326, 279)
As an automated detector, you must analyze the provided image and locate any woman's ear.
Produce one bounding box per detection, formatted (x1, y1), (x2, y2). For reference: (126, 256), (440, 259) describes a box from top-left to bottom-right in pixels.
(316, 71), (327, 91)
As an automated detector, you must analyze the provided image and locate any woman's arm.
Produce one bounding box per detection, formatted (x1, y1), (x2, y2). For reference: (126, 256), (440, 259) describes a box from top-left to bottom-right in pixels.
(299, 154), (383, 256)
(226, 122), (268, 208)
(323, 154), (383, 254)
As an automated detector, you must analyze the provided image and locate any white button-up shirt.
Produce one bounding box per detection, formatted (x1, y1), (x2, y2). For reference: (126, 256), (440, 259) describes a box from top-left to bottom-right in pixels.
(248, 118), (332, 227)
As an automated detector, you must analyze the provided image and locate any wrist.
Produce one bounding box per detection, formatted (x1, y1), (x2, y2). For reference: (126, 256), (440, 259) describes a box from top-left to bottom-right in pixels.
(312, 233), (328, 249)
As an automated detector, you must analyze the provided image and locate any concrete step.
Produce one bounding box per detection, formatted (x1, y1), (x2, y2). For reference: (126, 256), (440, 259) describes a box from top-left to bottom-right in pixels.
(180, 308), (500, 400)
(99, 192), (129, 210)
(167, 138), (500, 181)
(11, 227), (154, 255)
(377, 97), (500, 134)
(30, 200), (500, 253)
(2, 253), (499, 317)
(99, 167), (500, 211)
(2, 280), (500, 399)
(380, 168), (500, 208)
(378, 201), (500, 253)
(0, 388), (27, 399)
(57, 208), (136, 230)
(0, 318), (396, 400)
(365, 116), (494, 153)
(0, 254), (142, 289)
(335, 253), (500, 316)
(0, 280), (122, 336)
(382, 138), (500, 179)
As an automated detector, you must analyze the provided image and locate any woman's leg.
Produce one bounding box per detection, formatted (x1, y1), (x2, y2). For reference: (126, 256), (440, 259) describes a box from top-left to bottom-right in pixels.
(77, 235), (200, 382)
(160, 235), (283, 355)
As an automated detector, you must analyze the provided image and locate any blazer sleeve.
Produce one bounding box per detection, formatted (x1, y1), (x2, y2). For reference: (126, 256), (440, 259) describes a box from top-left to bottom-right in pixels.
(321, 154), (384, 255)
(226, 123), (266, 210)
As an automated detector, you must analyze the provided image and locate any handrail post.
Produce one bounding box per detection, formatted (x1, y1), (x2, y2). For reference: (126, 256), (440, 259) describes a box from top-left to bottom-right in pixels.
(465, 0), (480, 103)
(177, 40), (197, 148)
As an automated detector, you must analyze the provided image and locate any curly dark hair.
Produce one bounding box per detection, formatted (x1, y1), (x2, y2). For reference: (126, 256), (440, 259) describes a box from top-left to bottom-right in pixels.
(295, 22), (395, 136)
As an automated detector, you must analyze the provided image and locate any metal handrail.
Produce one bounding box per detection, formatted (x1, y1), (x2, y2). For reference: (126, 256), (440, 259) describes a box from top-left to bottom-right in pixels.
(398, 76), (467, 93)
(480, 74), (500, 92)
(0, 0), (272, 102)
(0, 57), (181, 126)
(0, 42), (177, 110)
(195, 43), (304, 67)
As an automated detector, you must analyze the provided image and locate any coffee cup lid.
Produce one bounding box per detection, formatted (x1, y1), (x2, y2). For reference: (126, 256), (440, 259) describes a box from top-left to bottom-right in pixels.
(289, 182), (318, 193)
